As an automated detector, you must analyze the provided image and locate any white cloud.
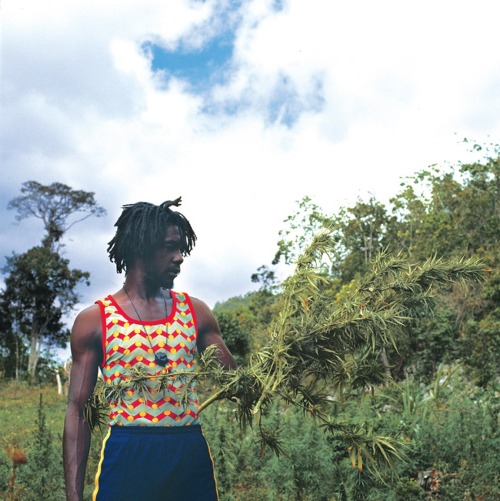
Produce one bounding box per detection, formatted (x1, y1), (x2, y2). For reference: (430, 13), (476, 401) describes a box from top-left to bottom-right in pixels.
(2, 0), (500, 314)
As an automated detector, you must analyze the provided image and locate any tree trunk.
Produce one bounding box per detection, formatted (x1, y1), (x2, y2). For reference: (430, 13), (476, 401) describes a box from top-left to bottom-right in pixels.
(56, 371), (63, 395)
(27, 324), (40, 381)
(64, 359), (72, 396)
(14, 335), (20, 380)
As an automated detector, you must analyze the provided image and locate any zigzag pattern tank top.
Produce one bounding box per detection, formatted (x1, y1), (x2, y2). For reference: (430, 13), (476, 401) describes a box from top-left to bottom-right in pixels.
(97, 291), (200, 427)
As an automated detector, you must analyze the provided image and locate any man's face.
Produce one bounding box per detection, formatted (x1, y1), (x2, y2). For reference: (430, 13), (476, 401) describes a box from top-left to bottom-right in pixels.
(143, 225), (184, 289)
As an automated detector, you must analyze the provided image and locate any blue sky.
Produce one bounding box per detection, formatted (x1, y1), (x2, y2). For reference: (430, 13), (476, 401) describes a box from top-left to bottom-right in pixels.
(142, 28), (321, 127)
(143, 34), (234, 92)
(2, 0), (500, 314)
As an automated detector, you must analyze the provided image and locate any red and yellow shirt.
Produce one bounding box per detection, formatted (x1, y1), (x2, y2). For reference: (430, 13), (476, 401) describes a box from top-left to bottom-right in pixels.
(97, 291), (200, 427)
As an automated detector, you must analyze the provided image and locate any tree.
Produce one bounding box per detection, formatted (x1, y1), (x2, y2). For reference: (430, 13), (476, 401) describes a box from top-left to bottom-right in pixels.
(1, 246), (89, 380)
(272, 196), (333, 267)
(389, 145), (499, 261)
(272, 195), (393, 283)
(270, 143), (499, 384)
(332, 197), (393, 282)
(0, 292), (29, 380)
(386, 144), (499, 383)
(1, 181), (106, 381)
(7, 181), (106, 250)
(214, 287), (283, 352)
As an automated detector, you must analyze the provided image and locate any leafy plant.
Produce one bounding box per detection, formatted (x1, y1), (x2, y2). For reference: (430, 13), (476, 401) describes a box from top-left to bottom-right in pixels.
(86, 230), (484, 482)
(16, 394), (65, 501)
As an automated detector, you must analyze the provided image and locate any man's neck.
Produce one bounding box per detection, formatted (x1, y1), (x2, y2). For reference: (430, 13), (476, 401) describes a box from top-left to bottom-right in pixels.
(120, 275), (172, 320)
(123, 276), (165, 301)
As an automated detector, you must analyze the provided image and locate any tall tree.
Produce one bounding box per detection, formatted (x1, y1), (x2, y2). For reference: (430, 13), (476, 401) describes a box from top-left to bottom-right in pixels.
(1, 247), (89, 380)
(0, 299), (28, 379)
(332, 197), (393, 282)
(272, 195), (393, 283)
(7, 181), (106, 250)
(1, 181), (105, 380)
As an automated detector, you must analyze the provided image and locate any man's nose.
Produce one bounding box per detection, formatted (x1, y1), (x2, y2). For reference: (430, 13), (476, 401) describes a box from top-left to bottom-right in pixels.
(172, 249), (184, 264)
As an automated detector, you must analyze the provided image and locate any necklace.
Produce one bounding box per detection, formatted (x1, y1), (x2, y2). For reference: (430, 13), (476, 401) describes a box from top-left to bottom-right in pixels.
(123, 287), (170, 367)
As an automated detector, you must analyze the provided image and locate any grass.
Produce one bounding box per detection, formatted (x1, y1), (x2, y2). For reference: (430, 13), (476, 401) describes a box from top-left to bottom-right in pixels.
(0, 381), (67, 450)
(0, 381), (109, 501)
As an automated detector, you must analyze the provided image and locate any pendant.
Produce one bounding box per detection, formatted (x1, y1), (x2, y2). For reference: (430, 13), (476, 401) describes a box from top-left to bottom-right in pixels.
(155, 352), (169, 367)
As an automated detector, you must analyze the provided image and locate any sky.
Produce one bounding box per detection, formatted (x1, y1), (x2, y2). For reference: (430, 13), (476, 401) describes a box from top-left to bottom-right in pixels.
(1, 0), (500, 317)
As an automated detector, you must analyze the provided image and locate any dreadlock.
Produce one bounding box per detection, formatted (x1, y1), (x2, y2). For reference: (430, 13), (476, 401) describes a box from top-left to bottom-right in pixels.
(107, 197), (197, 274)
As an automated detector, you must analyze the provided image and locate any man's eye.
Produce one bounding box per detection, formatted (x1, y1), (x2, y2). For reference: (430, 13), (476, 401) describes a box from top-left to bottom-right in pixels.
(164, 243), (179, 251)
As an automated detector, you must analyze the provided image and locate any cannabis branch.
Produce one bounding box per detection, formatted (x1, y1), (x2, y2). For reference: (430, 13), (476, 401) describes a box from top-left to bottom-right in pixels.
(86, 230), (484, 476)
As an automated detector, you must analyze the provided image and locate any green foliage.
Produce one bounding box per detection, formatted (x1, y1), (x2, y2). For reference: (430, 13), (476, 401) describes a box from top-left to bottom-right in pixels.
(456, 266), (500, 386)
(1, 370), (498, 501)
(15, 394), (65, 501)
(269, 143), (499, 386)
(333, 197), (393, 283)
(214, 311), (251, 364)
(1, 180), (105, 382)
(0, 246), (89, 381)
(193, 234), (485, 483)
(214, 289), (283, 351)
(375, 367), (499, 500)
(273, 195), (395, 284)
(201, 372), (499, 500)
(202, 402), (350, 501)
(273, 196), (332, 267)
(251, 264), (280, 293)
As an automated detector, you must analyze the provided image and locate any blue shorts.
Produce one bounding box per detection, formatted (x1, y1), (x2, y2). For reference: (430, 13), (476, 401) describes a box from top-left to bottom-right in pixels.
(92, 425), (218, 501)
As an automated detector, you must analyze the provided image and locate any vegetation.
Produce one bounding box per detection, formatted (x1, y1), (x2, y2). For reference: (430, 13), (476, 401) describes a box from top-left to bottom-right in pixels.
(0, 181), (105, 382)
(7, 181), (106, 251)
(0, 144), (498, 499)
(1, 374), (497, 500)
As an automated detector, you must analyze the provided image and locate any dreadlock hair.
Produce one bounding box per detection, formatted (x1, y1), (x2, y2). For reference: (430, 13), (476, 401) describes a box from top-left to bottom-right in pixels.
(107, 197), (197, 274)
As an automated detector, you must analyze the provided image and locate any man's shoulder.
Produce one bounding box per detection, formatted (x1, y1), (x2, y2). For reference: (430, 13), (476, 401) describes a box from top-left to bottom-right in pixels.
(70, 303), (103, 365)
(183, 296), (218, 331)
(77, 302), (102, 318)
(72, 303), (102, 337)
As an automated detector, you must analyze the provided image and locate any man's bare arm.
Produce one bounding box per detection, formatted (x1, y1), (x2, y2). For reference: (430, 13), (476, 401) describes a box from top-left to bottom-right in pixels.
(192, 297), (237, 370)
(63, 305), (102, 501)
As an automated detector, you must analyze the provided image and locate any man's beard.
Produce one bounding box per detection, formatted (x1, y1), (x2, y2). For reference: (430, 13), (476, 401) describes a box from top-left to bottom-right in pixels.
(143, 270), (175, 291)
(162, 277), (174, 290)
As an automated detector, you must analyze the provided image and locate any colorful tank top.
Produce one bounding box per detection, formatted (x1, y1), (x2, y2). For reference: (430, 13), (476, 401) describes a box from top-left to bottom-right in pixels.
(97, 291), (200, 427)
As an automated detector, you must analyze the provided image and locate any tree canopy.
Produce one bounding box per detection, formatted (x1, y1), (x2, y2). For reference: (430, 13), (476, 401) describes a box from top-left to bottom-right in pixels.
(1, 181), (106, 381)
(7, 181), (106, 249)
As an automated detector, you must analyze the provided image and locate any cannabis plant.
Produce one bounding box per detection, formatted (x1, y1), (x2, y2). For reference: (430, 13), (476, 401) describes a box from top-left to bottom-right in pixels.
(86, 230), (484, 478)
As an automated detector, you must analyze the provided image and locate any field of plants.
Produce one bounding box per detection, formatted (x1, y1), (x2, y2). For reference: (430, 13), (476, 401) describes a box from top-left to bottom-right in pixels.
(0, 374), (498, 500)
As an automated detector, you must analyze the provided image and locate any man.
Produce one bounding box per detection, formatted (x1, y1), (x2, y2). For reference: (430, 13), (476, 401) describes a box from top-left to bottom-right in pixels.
(63, 198), (236, 501)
